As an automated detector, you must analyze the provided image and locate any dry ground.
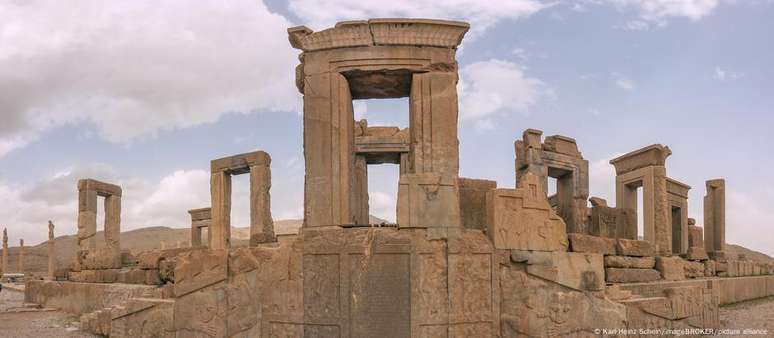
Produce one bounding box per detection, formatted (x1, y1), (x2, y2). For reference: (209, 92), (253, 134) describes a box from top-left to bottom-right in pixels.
(0, 287), (97, 338)
(714, 296), (774, 337)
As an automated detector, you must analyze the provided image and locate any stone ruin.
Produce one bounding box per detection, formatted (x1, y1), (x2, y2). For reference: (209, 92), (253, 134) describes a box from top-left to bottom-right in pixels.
(21, 18), (774, 338)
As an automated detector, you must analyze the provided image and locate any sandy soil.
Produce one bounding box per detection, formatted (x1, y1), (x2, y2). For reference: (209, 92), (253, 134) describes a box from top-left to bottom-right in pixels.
(0, 288), (97, 338)
(714, 296), (774, 337)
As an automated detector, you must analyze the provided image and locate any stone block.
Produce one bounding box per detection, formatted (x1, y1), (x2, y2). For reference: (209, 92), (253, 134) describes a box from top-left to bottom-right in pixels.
(520, 251), (605, 291)
(704, 260), (716, 277)
(656, 256), (685, 281)
(486, 173), (568, 251)
(397, 173), (461, 230)
(606, 268), (661, 283)
(604, 255), (655, 269)
(568, 233), (616, 255)
(616, 239), (655, 257)
(458, 177), (496, 231)
(684, 261), (705, 278)
(686, 246), (708, 261)
(174, 249), (228, 297)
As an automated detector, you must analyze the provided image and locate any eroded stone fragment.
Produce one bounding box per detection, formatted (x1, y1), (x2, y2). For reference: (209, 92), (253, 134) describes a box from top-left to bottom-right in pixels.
(568, 233), (616, 255)
(606, 268), (661, 283)
(656, 256), (685, 281)
(616, 239), (655, 257)
(604, 256), (655, 269)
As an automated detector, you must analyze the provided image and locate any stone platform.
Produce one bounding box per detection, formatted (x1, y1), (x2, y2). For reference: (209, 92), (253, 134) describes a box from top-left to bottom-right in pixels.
(617, 275), (774, 305)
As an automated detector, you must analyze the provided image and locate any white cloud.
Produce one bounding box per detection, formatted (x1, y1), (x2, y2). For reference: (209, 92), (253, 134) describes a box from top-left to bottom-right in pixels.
(612, 72), (636, 90)
(0, 0), (299, 157)
(368, 190), (396, 223)
(459, 59), (553, 122)
(287, 0), (551, 36)
(714, 66), (743, 81)
(578, 0), (720, 30)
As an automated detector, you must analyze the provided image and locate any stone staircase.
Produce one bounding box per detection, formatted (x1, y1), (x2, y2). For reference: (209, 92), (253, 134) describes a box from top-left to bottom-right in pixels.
(80, 287), (174, 337)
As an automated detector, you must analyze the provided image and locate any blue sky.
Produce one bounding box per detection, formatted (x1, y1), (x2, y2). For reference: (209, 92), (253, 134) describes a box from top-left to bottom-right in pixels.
(1, 0), (773, 256)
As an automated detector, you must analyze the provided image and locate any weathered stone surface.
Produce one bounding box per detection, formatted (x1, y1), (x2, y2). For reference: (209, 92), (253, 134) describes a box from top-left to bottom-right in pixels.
(397, 173), (461, 231)
(501, 264), (626, 337)
(486, 173), (568, 251)
(111, 298), (175, 338)
(589, 205), (637, 240)
(684, 261), (705, 278)
(688, 224), (704, 248)
(656, 256), (685, 281)
(174, 249), (227, 297)
(515, 251), (605, 291)
(604, 255), (655, 269)
(568, 233), (616, 255)
(704, 260), (716, 277)
(458, 177), (496, 231)
(616, 239), (655, 257)
(685, 246), (708, 261)
(704, 179), (726, 253)
(606, 268), (661, 283)
(24, 280), (162, 316)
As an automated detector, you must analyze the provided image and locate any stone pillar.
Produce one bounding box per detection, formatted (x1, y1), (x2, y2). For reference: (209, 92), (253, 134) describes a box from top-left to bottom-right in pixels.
(104, 195), (122, 259)
(48, 221), (55, 280)
(303, 73), (355, 227)
(18, 239), (24, 274)
(409, 72), (460, 175)
(688, 219), (704, 248)
(78, 188), (98, 251)
(191, 225), (202, 247)
(249, 161), (275, 245)
(704, 179), (726, 254)
(2, 228), (7, 276)
(210, 171), (231, 250)
(353, 155), (369, 225)
(652, 165), (671, 255)
(395, 72), (462, 235)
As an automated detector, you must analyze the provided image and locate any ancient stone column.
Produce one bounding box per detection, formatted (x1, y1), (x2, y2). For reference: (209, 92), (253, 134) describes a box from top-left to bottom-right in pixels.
(353, 155), (369, 225)
(1, 228), (7, 275)
(704, 179), (726, 255)
(249, 161), (275, 245)
(652, 165), (671, 255)
(210, 171), (231, 250)
(104, 195), (122, 259)
(48, 221), (55, 280)
(78, 187), (98, 251)
(18, 239), (24, 274)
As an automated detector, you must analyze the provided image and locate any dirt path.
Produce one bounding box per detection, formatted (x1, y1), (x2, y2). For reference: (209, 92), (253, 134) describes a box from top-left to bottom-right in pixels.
(0, 287), (97, 338)
(714, 296), (774, 337)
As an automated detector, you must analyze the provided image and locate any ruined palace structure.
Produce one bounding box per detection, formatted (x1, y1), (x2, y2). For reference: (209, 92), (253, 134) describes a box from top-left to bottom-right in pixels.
(24, 19), (774, 338)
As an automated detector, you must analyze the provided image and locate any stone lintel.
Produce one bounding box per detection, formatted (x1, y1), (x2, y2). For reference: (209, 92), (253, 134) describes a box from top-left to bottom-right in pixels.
(188, 207), (212, 222)
(609, 144), (672, 175)
(78, 178), (122, 197)
(211, 151), (270, 174)
(289, 18), (470, 52)
(667, 178), (691, 198)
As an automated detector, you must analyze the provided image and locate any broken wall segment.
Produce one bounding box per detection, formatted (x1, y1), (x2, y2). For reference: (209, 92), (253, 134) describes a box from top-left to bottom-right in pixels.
(515, 129), (590, 234)
(610, 144), (672, 255)
(210, 150), (275, 249)
(486, 173), (568, 251)
(77, 178), (122, 270)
